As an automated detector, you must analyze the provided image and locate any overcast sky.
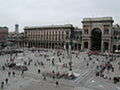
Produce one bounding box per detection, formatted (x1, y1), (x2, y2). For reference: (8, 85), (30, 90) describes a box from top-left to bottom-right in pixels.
(0, 0), (120, 32)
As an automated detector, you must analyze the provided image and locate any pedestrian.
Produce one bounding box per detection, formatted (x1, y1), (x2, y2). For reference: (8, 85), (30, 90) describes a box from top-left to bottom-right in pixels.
(41, 61), (44, 66)
(8, 72), (11, 77)
(86, 63), (89, 66)
(28, 62), (30, 66)
(38, 69), (40, 74)
(53, 76), (55, 79)
(1, 81), (4, 88)
(24, 61), (27, 65)
(52, 60), (54, 65)
(37, 61), (40, 65)
(12, 71), (15, 77)
(43, 75), (46, 80)
(119, 65), (120, 70)
(21, 70), (24, 76)
(34, 62), (37, 66)
(59, 58), (61, 62)
(52, 70), (55, 74)
(2, 66), (5, 70)
(55, 81), (59, 86)
(44, 76), (46, 80)
(5, 78), (8, 84)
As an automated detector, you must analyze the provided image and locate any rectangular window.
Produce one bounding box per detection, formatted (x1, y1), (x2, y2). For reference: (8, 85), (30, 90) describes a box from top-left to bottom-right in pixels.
(84, 29), (88, 34)
(104, 29), (109, 35)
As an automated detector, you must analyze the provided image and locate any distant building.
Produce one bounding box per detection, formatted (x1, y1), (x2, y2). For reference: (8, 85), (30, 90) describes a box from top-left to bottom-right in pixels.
(24, 24), (74, 49)
(7, 24), (24, 48)
(81, 17), (118, 53)
(15, 24), (19, 34)
(0, 27), (8, 43)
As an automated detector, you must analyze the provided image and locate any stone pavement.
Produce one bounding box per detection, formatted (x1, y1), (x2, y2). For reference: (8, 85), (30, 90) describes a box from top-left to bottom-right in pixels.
(0, 49), (120, 90)
(9, 78), (94, 90)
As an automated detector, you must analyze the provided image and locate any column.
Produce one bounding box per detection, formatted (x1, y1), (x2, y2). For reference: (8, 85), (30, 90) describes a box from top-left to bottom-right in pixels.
(81, 42), (84, 50)
(101, 39), (104, 53)
(77, 44), (79, 51)
(108, 42), (111, 53)
(110, 38), (113, 53)
(88, 40), (91, 50)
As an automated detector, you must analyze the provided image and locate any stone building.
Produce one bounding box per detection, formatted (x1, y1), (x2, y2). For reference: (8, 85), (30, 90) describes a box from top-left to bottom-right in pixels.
(23, 17), (120, 52)
(112, 24), (120, 52)
(24, 24), (74, 49)
(70, 28), (82, 50)
(7, 24), (23, 48)
(82, 17), (114, 52)
(0, 27), (8, 41)
(0, 27), (8, 47)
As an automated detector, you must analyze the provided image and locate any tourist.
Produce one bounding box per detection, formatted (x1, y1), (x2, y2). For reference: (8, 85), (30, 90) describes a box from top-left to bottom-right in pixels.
(38, 69), (40, 74)
(5, 78), (8, 84)
(55, 81), (59, 86)
(59, 58), (61, 62)
(2, 66), (5, 70)
(43, 76), (46, 80)
(21, 70), (24, 76)
(8, 72), (11, 77)
(12, 71), (15, 77)
(1, 81), (4, 88)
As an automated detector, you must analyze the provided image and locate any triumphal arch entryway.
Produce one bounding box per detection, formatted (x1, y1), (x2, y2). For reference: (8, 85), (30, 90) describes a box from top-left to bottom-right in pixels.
(82, 17), (114, 52)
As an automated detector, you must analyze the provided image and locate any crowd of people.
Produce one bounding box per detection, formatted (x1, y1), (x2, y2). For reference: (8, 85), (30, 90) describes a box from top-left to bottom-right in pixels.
(0, 48), (120, 89)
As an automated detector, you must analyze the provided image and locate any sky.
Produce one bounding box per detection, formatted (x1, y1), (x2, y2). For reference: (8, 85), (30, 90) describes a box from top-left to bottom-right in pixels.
(0, 0), (120, 32)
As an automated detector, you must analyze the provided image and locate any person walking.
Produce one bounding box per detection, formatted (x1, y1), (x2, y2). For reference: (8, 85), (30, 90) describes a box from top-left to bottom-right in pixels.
(8, 72), (11, 77)
(21, 70), (24, 76)
(2, 66), (5, 70)
(12, 71), (15, 77)
(43, 76), (46, 80)
(38, 69), (40, 74)
(1, 81), (4, 88)
(5, 78), (8, 84)
(55, 81), (59, 86)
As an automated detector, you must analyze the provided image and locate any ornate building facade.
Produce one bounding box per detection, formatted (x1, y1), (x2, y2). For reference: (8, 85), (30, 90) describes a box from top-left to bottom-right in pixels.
(24, 24), (74, 49)
(23, 17), (120, 52)
(112, 24), (120, 52)
(0, 27), (8, 47)
(81, 17), (116, 52)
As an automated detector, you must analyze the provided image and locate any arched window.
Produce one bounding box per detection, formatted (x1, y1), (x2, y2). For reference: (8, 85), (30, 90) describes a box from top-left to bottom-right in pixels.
(104, 29), (109, 35)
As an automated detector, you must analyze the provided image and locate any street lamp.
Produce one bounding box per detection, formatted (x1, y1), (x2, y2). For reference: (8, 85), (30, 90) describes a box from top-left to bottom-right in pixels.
(69, 41), (72, 71)
(8, 41), (14, 62)
(68, 28), (74, 71)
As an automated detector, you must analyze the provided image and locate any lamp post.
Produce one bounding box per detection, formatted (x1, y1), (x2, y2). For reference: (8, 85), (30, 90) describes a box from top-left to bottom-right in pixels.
(69, 40), (72, 71)
(117, 35), (119, 52)
(68, 27), (74, 71)
(9, 41), (13, 62)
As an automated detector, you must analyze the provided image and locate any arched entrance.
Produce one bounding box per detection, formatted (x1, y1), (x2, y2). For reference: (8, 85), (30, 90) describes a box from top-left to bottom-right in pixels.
(91, 28), (102, 51)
